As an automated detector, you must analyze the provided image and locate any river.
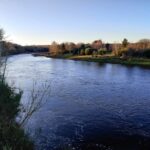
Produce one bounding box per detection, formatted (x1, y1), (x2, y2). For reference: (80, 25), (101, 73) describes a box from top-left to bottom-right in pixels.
(6, 54), (150, 150)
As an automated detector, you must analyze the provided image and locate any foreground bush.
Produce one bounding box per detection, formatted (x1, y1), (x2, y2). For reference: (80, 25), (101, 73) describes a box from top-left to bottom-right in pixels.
(0, 81), (33, 150)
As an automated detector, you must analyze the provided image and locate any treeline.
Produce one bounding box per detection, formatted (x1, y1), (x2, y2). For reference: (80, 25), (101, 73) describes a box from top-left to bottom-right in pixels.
(49, 40), (111, 56)
(3, 39), (150, 58)
(113, 39), (150, 58)
(1, 41), (49, 55)
(49, 39), (150, 58)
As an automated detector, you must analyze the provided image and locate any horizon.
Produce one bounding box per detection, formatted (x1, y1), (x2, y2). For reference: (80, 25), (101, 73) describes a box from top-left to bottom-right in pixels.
(0, 0), (150, 45)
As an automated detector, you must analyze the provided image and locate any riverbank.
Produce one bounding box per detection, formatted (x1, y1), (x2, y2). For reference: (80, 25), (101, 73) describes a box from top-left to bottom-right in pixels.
(0, 80), (33, 150)
(70, 55), (150, 67)
(33, 53), (150, 67)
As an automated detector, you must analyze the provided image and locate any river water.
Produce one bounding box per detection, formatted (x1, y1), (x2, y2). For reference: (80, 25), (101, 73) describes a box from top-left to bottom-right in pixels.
(6, 54), (150, 150)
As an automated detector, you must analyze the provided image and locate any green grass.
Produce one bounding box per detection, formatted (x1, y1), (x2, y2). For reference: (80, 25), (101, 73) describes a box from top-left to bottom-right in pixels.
(0, 80), (33, 150)
(44, 52), (150, 67)
(69, 55), (150, 67)
(50, 53), (74, 59)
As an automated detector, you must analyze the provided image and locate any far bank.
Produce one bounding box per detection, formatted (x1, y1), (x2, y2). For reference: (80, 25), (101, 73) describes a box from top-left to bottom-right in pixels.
(33, 53), (150, 68)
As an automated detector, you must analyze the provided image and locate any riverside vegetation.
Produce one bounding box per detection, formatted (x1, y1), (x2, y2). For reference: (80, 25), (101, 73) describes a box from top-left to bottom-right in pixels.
(0, 29), (34, 150)
(1, 28), (150, 67)
(47, 39), (150, 67)
(0, 28), (52, 150)
(0, 80), (34, 150)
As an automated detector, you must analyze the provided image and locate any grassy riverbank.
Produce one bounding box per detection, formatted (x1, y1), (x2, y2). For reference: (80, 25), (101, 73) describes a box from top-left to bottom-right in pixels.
(70, 55), (150, 67)
(0, 80), (33, 150)
(35, 53), (150, 67)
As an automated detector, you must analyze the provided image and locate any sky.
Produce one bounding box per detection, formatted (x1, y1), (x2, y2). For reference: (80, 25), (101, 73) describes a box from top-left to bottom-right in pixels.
(0, 0), (150, 45)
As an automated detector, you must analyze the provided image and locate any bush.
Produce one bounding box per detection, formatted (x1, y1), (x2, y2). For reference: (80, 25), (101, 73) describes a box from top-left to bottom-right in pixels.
(85, 48), (93, 55)
(80, 49), (85, 55)
(98, 48), (107, 55)
(113, 48), (150, 58)
(92, 51), (98, 57)
(0, 81), (33, 150)
(143, 49), (150, 58)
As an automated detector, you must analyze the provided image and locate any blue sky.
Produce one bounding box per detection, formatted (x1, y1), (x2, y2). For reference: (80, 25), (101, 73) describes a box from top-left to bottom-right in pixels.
(0, 0), (150, 45)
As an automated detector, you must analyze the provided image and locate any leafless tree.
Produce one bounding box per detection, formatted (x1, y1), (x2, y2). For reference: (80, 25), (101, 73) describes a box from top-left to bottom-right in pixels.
(49, 41), (60, 55)
(19, 80), (51, 127)
(91, 40), (103, 50)
(0, 28), (8, 83)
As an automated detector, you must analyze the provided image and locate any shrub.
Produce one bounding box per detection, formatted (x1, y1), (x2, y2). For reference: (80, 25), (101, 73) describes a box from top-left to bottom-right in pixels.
(0, 81), (33, 150)
(143, 49), (150, 58)
(85, 48), (93, 55)
(98, 48), (107, 55)
(113, 48), (150, 58)
(92, 51), (98, 57)
(80, 49), (85, 55)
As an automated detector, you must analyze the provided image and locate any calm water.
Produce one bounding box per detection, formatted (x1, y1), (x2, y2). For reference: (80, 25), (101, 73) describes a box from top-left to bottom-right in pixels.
(6, 54), (150, 150)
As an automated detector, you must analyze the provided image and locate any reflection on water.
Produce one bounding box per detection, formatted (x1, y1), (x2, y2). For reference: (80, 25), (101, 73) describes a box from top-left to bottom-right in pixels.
(6, 54), (150, 150)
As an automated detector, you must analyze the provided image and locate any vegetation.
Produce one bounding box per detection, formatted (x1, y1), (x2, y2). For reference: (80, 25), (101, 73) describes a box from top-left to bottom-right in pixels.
(70, 56), (150, 67)
(1, 41), (49, 56)
(47, 38), (150, 67)
(122, 38), (128, 48)
(0, 29), (33, 150)
(98, 48), (107, 55)
(0, 80), (33, 150)
(80, 49), (85, 55)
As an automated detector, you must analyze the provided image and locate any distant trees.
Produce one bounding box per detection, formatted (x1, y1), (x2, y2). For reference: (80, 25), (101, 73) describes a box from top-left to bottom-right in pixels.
(105, 43), (111, 51)
(48, 38), (150, 58)
(0, 28), (48, 55)
(128, 39), (150, 58)
(0, 28), (4, 42)
(122, 38), (128, 48)
(80, 49), (85, 55)
(49, 42), (77, 55)
(69, 42), (76, 53)
(98, 48), (107, 55)
(59, 43), (66, 54)
(0, 29), (7, 83)
(91, 40), (103, 49)
(0, 29), (5, 56)
(112, 38), (150, 58)
(50, 41), (60, 55)
(49, 40), (105, 56)
(137, 39), (150, 49)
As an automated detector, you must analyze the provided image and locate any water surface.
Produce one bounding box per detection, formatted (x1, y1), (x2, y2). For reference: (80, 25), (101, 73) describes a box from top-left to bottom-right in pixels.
(6, 54), (150, 150)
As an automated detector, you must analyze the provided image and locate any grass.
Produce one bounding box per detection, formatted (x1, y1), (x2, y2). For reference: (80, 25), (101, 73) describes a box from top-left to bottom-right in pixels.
(68, 55), (150, 67)
(50, 53), (74, 59)
(0, 80), (33, 150)
(39, 52), (150, 67)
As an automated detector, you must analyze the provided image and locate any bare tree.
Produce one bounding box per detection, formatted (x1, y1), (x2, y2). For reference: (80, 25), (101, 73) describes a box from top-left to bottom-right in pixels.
(138, 39), (150, 49)
(19, 80), (51, 127)
(0, 28), (4, 41)
(49, 41), (60, 55)
(0, 29), (4, 65)
(91, 40), (103, 50)
(0, 28), (7, 83)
